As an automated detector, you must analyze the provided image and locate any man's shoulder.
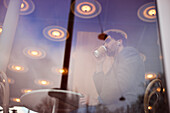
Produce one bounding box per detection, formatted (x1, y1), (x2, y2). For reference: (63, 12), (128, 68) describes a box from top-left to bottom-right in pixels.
(120, 46), (140, 57)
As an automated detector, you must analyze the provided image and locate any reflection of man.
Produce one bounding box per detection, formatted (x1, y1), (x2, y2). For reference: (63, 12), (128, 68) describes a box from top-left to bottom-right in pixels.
(71, 32), (145, 113)
(93, 32), (145, 112)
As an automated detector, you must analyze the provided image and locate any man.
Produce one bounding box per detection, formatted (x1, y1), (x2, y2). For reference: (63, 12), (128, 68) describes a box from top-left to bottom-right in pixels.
(72, 32), (145, 113)
(93, 31), (145, 112)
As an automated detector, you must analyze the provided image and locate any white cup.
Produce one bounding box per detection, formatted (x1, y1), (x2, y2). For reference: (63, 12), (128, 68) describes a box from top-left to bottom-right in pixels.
(93, 45), (107, 59)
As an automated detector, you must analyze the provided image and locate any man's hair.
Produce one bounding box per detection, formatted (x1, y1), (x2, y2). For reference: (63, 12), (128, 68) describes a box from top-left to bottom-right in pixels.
(106, 32), (127, 46)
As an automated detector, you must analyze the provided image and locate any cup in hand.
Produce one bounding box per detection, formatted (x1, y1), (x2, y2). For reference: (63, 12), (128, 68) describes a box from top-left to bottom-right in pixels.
(93, 45), (107, 59)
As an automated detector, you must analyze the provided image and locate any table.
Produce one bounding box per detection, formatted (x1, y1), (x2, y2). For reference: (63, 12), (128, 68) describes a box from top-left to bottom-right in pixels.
(20, 89), (83, 113)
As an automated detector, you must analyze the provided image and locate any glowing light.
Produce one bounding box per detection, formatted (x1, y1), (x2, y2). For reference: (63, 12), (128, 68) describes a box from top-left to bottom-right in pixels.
(23, 47), (46, 59)
(148, 9), (156, 16)
(30, 51), (39, 56)
(11, 65), (24, 71)
(156, 87), (161, 92)
(137, 2), (156, 22)
(145, 73), (157, 80)
(38, 80), (50, 86)
(59, 69), (64, 74)
(8, 64), (28, 72)
(81, 5), (91, 12)
(22, 89), (32, 93)
(163, 88), (165, 92)
(0, 27), (2, 33)
(148, 106), (152, 110)
(71, 0), (102, 19)
(8, 78), (15, 84)
(51, 67), (68, 75)
(59, 69), (67, 74)
(76, 2), (96, 15)
(12, 98), (21, 103)
(43, 26), (69, 41)
(21, 3), (25, 9)
(20, 0), (29, 12)
(52, 31), (61, 37)
(4, 0), (35, 15)
(3, 79), (5, 83)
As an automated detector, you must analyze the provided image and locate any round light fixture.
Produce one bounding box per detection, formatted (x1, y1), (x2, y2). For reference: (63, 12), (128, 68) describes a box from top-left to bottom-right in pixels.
(51, 67), (68, 75)
(21, 89), (32, 93)
(148, 106), (152, 110)
(23, 47), (46, 59)
(145, 72), (157, 80)
(137, 2), (156, 22)
(11, 98), (21, 103)
(35, 79), (52, 86)
(0, 26), (2, 35)
(71, 0), (102, 19)
(8, 64), (28, 73)
(43, 26), (69, 41)
(3, 0), (35, 15)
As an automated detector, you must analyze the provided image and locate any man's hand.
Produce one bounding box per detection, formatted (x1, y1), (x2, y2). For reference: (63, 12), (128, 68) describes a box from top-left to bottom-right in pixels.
(79, 94), (89, 105)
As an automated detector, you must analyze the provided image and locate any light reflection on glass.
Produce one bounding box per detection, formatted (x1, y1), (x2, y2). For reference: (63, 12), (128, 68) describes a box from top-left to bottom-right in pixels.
(21, 89), (32, 93)
(52, 31), (61, 37)
(0, 27), (2, 34)
(8, 64), (28, 72)
(11, 98), (21, 103)
(148, 106), (152, 110)
(43, 26), (69, 41)
(23, 47), (46, 59)
(52, 67), (68, 75)
(81, 5), (91, 12)
(21, 3), (25, 9)
(148, 9), (156, 16)
(35, 80), (51, 86)
(145, 73), (157, 80)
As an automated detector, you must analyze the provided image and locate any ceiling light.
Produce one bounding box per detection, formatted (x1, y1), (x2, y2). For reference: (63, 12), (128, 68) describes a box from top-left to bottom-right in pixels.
(21, 3), (25, 9)
(20, 0), (29, 11)
(11, 98), (21, 103)
(8, 64), (28, 72)
(71, 0), (102, 19)
(145, 73), (157, 80)
(4, 0), (35, 15)
(148, 9), (156, 16)
(23, 47), (46, 59)
(0, 26), (2, 34)
(81, 5), (91, 12)
(21, 89), (32, 93)
(35, 79), (51, 86)
(137, 2), (156, 22)
(43, 26), (69, 41)
(52, 31), (61, 37)
(51, 67), (68, 75)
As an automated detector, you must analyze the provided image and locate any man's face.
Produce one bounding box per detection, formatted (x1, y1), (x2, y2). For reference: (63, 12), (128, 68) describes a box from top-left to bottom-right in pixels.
(104, 36), (119, 56)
